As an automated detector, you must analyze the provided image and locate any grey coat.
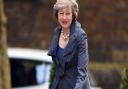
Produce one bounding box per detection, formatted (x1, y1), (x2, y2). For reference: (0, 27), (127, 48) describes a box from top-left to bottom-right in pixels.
(48, 20), (91, 89)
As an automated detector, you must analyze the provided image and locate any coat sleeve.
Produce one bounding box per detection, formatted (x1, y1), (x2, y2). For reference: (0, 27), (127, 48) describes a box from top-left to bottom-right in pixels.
(74, 32), (91, 89)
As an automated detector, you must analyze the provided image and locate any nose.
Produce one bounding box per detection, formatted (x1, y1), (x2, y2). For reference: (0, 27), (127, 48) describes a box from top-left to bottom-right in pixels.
(63, 14), (66, 19)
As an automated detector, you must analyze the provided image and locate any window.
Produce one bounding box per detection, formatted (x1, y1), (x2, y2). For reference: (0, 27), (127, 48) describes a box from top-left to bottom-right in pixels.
(10, 58), (51, 87)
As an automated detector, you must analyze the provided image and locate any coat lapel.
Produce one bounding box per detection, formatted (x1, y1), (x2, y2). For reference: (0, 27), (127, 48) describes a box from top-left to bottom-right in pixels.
(48, 26), (61, 64)
(63, 33), (76, 57)
(60, 33), (76, 68)
(60, 21), (77, 67)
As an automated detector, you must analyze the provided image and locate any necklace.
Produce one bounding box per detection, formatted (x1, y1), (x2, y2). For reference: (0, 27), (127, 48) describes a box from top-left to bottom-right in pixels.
(61, 30), (70, 40)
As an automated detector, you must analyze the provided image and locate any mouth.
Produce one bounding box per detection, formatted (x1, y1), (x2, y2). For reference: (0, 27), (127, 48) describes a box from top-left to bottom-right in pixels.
(62, 21), (68, 25)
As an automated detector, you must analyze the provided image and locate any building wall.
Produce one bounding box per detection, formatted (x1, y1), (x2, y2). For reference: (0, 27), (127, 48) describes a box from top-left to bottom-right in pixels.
(4, 0), (128, 62)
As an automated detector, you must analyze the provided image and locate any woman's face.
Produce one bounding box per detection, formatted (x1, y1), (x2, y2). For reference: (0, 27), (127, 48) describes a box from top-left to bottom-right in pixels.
(58, 7), (73, 30)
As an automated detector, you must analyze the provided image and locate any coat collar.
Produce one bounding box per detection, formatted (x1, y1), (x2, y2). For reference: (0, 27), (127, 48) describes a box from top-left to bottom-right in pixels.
(47, 26), (61, 57)
(48, 20), (81, 57)
(63, 20), (81, 55)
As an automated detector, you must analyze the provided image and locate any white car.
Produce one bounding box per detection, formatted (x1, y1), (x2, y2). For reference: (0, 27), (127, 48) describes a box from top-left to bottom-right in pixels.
(8, 47), (102, 89)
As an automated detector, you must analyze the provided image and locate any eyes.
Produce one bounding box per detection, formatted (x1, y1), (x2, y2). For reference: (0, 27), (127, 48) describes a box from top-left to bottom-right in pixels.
(58, 12), (72, 16)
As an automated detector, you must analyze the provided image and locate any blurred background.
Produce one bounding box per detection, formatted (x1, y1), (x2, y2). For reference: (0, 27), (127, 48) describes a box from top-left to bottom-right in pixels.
(1, 0), (128, 89)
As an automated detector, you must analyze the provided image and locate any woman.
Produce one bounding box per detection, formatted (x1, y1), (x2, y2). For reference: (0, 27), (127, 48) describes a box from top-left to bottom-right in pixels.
(48, 0), (91, 89)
